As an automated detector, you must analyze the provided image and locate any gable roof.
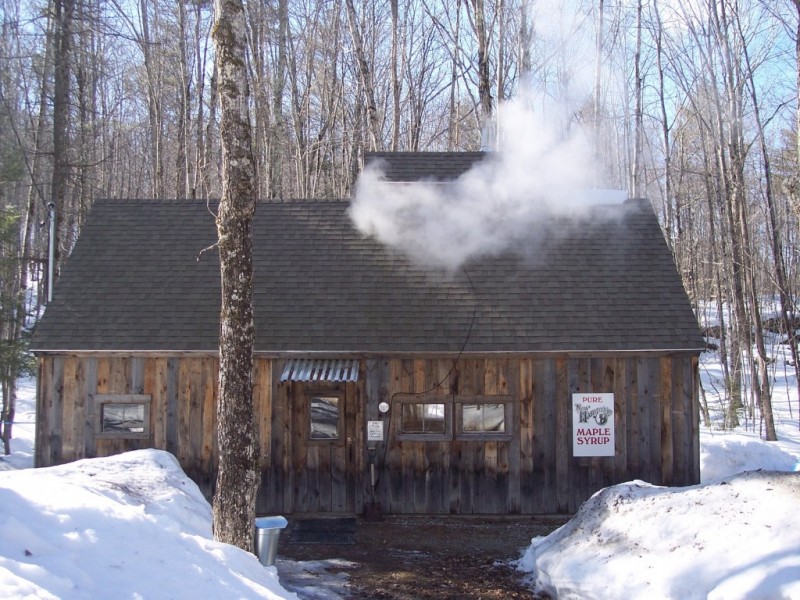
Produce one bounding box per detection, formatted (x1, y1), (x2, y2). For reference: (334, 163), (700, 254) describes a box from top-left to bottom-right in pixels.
(31, 196), (704, 355)
(365, 152), (487, 181)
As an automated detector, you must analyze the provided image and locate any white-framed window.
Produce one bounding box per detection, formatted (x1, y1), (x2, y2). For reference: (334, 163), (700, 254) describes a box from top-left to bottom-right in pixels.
(95, 394), (151, 439)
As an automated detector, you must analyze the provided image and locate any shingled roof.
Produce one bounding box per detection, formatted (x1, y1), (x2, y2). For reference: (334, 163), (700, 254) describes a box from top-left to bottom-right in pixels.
(31, 196), (704, 354)
(365, 152), (487, 181)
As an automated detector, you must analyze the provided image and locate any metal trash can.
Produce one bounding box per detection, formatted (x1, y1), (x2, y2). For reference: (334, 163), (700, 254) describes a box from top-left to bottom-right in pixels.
(254, 516), (288, 567)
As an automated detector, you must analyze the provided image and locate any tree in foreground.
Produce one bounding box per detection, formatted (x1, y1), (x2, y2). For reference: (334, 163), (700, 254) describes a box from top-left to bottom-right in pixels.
(210, 0), (261, 551)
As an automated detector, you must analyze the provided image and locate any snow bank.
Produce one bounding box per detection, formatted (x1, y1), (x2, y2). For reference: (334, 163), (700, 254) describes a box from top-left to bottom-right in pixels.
(700, 430), (800, 482)
(0, 449), (296, 600)
(517, 470), (800, 600)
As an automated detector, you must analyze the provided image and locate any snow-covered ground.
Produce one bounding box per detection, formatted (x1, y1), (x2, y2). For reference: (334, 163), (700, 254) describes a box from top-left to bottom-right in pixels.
(517, 470), (799, 599)
(0, 449), (294, 599)
(1, 328), (799, 599)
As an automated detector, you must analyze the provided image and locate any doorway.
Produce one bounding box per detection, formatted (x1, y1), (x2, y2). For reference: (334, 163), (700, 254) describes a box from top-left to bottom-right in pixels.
(289, 382), (356, 513)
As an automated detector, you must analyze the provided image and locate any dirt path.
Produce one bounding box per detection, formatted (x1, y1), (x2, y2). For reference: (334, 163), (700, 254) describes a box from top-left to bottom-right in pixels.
(278, 516), (566, 599)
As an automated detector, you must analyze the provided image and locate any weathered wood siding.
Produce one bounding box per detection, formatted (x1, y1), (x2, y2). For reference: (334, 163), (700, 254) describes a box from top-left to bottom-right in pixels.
(36, 355), (230, 499)
(37, 352), (699, 515)
(346, 356), (698, 514)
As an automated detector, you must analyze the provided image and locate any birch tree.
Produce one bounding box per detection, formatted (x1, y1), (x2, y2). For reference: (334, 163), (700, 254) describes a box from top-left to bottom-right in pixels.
(211, 0), (260, 552)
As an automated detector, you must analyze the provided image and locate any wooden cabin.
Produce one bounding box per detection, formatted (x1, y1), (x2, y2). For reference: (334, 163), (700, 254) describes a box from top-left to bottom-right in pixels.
(31, 153), (705, 515)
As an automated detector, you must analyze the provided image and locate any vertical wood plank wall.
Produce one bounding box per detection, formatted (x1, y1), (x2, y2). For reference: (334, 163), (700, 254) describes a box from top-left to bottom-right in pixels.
(36, 353), (700, 515)
(36, 355), (230, 501)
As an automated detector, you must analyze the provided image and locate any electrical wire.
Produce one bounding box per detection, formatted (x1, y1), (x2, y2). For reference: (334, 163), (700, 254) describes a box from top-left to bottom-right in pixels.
(370, 266), (478, 494)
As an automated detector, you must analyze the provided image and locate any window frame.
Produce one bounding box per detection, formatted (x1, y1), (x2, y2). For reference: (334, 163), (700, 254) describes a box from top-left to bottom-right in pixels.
(307, 392), (345, 445)
(454, 395), (514, 441)
(94, 394), (151, 440)
(396, 396), (452, 442)
(395, 395), (514, 442)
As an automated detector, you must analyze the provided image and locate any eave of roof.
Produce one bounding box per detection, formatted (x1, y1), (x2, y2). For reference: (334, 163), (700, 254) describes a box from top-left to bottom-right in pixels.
(31, 347), (706, 356)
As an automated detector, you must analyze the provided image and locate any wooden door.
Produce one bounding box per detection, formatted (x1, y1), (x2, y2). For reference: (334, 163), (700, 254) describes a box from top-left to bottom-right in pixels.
(290, 382), (355, 513)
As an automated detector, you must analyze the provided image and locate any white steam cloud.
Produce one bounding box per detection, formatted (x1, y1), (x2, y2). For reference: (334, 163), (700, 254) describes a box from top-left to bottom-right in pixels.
(349, 99), (624, 271)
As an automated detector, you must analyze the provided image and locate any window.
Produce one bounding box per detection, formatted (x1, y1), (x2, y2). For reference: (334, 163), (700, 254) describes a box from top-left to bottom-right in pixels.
(103, 403), (145, 433)
(310, 396), (341, 441)
(402, 403), (446, 434)
(396, 395), (513, 441)
(95, 394), (151, 439)
(456, 397), (513, 440)
(461, 403), (506, 433)
(397, 398), (452, 441)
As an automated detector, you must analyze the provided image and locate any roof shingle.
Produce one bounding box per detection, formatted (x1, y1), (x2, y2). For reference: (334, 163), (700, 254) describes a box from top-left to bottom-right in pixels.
(365, 152), (487, 181)
(31, 196), (704, 354)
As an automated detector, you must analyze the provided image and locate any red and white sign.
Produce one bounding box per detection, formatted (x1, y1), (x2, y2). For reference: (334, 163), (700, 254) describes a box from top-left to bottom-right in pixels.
(572, 393), (615, 457)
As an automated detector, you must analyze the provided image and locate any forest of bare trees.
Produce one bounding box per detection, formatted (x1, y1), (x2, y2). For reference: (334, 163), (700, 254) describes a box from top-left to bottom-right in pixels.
(1, 0), (798, 445)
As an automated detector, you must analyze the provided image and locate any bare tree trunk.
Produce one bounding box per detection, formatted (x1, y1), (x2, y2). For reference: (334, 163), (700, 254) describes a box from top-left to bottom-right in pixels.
(794, 1), (800, 172)
(211, 0), (260, 552)
(496, 0), (506, 107)
(448, 0), (461, 150)
(593, 0), (604, 176)
(519, 0), (532, 79)
(630, 0), (643, 197)
(345, 0), (381, 151)
(287, 34), (306, 196)
(245, 0), (269, 200)
(653, 0), (672, 235)
(176, 0), (190, 199)
(700, 123), (739, 428)
(677, 5), (746, 427)
(1, 379), (15, 455)
(192, 1), (208, 199)
(711, 0), (776, 440)
(23, 5), (54, 311)
(269, 0), (288, 198)
(140, 0), (164, 198)
(202, 63), (219, 199)
(51, 0), (74, 281)
(74, 0), (88, 219)
(739, 17), (788, 440)
(715, 92), (754, 429)
(783, 4), (800, 248)
(390, 0), (401, 151)
(468, 0), (493, 145)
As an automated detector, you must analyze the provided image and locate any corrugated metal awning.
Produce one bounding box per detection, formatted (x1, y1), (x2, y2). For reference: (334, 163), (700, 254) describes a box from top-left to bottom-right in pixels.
(280, 359), (360, 383)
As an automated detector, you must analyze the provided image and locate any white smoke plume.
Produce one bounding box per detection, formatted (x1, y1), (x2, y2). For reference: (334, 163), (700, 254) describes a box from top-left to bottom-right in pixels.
(349, 98), (623, 271)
